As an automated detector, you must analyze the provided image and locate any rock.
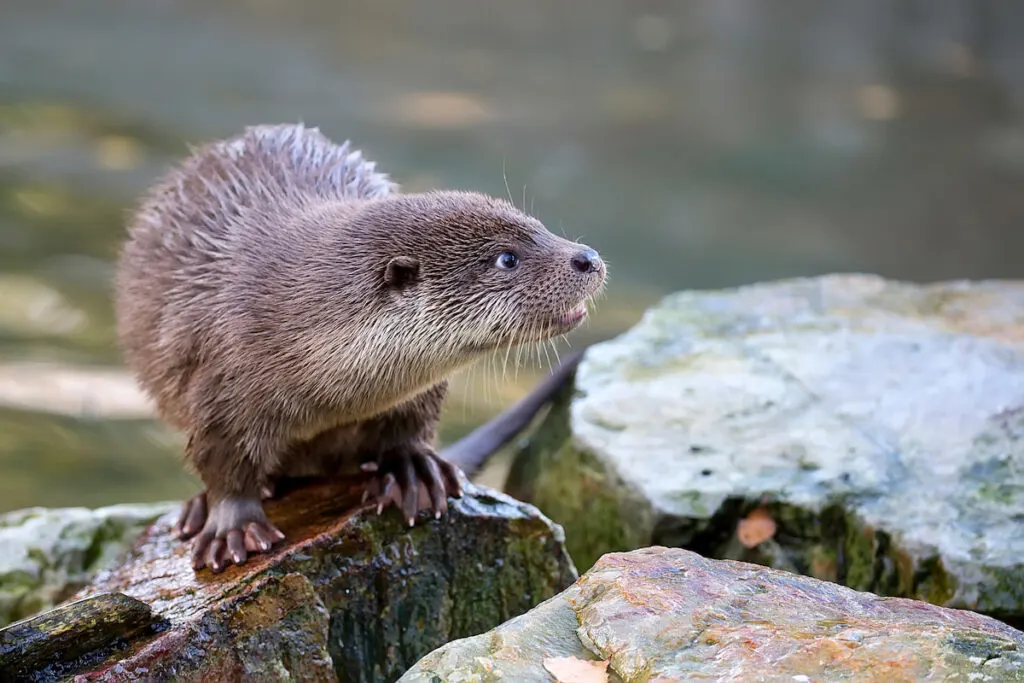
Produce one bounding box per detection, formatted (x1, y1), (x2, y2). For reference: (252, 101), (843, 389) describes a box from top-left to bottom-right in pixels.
(0, 501), (178, 627)
(402, 546), (1024, 682)
(506, 274), (1024, 622)
(0, 479), (575, 682)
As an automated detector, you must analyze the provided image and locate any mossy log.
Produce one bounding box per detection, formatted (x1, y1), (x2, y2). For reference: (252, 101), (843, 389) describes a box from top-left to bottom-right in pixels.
(0, 480), (576, 682)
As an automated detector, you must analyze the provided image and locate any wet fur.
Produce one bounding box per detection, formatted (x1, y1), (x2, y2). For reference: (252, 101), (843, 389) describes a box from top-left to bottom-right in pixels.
(115, 123), (604, 570)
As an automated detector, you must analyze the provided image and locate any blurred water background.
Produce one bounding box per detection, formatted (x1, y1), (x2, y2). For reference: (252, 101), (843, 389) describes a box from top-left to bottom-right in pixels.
(2, 0), (1023, 512)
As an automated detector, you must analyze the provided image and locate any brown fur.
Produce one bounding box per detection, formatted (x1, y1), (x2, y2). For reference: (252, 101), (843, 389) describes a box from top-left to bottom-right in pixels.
(114, 123), (605, 571)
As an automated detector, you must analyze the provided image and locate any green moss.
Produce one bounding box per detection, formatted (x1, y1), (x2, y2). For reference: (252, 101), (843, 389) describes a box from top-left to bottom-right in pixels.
(303, 491), (577, 682)
(81, 515), (154, 572)
(0, 570), (38, 593)
(970, 565), (1024, 616)
(915, 556), (958, 606)
(807, 544), (838, 583)
(839, 512), (880, 593)
(509, 428), (646, 573)
(0, 592), (166, 681)
(741, 503), (980, 610)
(942, 629), (1024, 679)
(976, 481), (1017, 505)
(506, 379), (648, 573)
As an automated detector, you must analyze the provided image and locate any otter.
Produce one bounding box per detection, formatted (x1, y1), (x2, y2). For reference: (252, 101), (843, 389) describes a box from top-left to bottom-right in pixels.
(114, 124), (605, 573)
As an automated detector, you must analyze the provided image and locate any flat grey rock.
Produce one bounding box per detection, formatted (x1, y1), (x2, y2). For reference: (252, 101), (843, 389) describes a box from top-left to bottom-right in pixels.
(508, 274), (1024, 619)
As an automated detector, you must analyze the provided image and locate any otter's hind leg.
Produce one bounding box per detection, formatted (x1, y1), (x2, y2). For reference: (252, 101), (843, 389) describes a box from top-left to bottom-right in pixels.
(359, 382), (465, 526)
(184, 429), (285, 572)
(361, 444), (464, 525)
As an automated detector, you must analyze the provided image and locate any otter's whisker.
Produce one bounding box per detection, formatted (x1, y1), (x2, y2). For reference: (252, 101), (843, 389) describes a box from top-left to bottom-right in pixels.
(458, 365), (470, 422)
(503, 338), (514, 382)
(502, 159), (514, 206)
(547, 339), (561, 368)
(539, 338), (553, 372)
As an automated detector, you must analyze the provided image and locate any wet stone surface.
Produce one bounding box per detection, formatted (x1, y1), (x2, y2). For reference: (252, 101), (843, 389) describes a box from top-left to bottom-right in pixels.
(402, 546), (1024, 682)
(507, 274), (1024, 623)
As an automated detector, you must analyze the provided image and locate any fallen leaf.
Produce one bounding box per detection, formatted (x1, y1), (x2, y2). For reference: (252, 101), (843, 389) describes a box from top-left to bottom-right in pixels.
(737, 505), (777, 548)
(542, 655), (610, 683)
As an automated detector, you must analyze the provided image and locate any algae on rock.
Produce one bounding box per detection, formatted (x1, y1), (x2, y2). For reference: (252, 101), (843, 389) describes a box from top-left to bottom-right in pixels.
(507, 274), (1024, 622)
(0, 592), (167, 682)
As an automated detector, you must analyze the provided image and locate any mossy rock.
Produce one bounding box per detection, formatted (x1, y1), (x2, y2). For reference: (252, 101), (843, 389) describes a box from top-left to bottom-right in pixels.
(0, 502), (177, 627)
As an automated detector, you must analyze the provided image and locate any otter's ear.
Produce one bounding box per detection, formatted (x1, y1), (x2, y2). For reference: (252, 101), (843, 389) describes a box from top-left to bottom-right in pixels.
(384, 256), (420, 289)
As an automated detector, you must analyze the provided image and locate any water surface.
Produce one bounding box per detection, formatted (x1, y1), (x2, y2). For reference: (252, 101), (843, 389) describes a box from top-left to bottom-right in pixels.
(2, 0), (1022, 511)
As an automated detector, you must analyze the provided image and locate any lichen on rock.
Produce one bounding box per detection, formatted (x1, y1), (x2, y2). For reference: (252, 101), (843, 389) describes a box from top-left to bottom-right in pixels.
(0, 501), (178, 627)
(506, 274), (1024, 622)
(402, 546), (1024, 682)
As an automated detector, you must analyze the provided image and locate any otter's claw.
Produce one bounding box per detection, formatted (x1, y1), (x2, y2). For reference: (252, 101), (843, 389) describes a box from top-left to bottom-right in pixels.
(189, 497), (285, 573)
(361, 448), (464, 525)
(173, 491), (208, 540)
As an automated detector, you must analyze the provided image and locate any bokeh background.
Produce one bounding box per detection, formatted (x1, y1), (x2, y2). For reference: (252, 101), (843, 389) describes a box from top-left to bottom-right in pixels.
(2, 0), (1023, 512)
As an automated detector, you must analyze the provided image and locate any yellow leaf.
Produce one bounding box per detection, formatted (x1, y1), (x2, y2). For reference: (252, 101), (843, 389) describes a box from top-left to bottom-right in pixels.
(542, 655), (609, 683)
(737, 505), (777, 548)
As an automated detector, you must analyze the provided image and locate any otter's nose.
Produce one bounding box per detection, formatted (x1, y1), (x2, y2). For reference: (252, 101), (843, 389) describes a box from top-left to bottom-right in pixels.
(570, 248), (602, 274)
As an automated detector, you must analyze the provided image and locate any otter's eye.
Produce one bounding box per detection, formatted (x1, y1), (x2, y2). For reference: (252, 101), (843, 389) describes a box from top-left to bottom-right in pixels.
(495, 251), (520, 270)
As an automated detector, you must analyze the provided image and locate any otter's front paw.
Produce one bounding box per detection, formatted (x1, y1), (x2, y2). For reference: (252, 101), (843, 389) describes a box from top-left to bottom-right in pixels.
(361, 446), (464, 526)
(190, 496), (286, 573)
(173, 484), (279, 541)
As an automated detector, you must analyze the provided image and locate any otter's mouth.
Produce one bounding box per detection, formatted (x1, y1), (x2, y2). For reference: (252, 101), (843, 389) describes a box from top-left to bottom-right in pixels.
(548, 303), (588, 333)
(474, 303), (591, 353)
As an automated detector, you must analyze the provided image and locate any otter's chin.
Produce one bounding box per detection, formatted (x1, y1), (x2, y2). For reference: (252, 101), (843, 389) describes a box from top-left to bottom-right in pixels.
(469, 303), (591, 353)
(546, 302), (589, 336)
(557, 303), (588, 329)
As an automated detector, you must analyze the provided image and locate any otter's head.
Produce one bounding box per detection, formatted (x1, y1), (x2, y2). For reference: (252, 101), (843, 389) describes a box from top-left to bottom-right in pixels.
(353, 190), (606, 355)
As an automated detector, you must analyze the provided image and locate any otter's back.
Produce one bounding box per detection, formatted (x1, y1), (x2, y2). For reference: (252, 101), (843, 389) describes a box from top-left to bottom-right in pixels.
(115, 124), (396, 425)
(139, 123), (396, 242)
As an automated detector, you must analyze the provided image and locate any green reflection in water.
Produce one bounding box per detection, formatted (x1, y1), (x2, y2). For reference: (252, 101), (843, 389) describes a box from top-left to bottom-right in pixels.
(0, 406), (195, 512)
(3, 0), (1023, 512)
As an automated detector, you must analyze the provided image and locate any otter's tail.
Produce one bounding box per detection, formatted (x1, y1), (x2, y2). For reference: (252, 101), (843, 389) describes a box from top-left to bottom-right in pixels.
(440, 349), (584, 478)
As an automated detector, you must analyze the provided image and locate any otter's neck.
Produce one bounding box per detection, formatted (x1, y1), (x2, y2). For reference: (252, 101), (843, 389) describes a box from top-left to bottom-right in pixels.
(248, 198), (471, 421)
